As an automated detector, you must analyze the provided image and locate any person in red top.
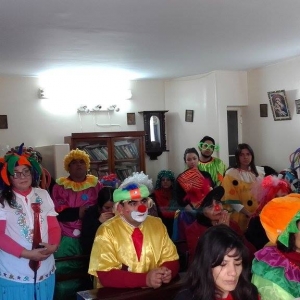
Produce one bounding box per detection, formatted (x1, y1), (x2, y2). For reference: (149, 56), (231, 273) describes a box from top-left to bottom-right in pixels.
(174, 225), (260, 300)
(151, 170), (178, 237)
(185, 186), (256, 264)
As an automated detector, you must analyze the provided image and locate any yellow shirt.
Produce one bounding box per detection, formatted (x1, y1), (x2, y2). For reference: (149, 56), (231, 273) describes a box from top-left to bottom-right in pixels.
(88, 215), (179, 284)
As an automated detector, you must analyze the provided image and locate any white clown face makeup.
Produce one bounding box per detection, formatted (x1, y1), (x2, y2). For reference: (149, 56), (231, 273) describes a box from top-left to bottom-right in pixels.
(118, 198), (149, 227)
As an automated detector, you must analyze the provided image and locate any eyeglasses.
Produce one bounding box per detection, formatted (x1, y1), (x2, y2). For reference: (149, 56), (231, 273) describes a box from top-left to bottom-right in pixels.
(199, 142), (220, 152)
(12, 168), (31, 179)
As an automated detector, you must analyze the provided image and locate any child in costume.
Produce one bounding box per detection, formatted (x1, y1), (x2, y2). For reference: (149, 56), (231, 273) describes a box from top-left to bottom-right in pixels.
(0, 144), (61, 300)
(252, 194), (300, 299)
(88, 172), (179, 289)
(198, 136), (227, 186)
(52, 149), (102, 299)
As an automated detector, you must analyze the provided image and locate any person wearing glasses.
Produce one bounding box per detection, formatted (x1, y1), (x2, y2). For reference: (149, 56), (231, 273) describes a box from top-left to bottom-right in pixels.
(88, 175), (179, 289)
(198, 136), (226, 186)
(0, 144), (61, 300)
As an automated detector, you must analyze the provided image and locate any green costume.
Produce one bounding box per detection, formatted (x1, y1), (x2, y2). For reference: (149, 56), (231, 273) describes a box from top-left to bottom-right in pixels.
(198, 157), (226, 186)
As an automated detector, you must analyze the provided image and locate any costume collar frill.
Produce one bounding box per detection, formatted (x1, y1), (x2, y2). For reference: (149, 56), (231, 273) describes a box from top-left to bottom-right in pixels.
(252, 246), (300, 297)
(56, 174), (98, 192)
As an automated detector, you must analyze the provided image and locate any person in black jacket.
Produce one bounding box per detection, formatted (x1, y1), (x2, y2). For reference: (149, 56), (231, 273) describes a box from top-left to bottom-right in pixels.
(81, 186), (115, 255)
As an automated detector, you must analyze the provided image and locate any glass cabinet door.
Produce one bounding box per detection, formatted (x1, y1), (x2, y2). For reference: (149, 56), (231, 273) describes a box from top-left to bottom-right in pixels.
(74, 139), (110, 178)
(112, 137), (141, 181)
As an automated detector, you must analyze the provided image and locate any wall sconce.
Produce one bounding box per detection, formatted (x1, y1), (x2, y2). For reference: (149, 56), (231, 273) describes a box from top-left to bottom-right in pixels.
(138, 110), (169, 160)
(77, 104), (120, 113)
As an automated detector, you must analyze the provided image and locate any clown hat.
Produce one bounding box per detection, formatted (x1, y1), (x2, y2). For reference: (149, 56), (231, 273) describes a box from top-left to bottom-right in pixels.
(260, 194), (300, 245)
(200, 186), (224, 208)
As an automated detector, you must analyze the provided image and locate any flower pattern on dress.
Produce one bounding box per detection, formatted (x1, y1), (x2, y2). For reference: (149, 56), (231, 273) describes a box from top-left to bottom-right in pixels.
(13, 192), (44, 243)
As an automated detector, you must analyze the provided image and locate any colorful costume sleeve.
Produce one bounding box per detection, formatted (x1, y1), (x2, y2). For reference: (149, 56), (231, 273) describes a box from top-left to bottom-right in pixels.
(252, 246), (300, 299)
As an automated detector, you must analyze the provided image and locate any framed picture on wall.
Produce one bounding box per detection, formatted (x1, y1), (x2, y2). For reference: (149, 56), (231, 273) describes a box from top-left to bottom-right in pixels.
(267, 90), (291, 121)
(295, 99), (300, 114)
(185, 110), (194, 122)
(127, 113), (136, 125)
(0, 115), (8, 129)
(260, 104), (268, 117)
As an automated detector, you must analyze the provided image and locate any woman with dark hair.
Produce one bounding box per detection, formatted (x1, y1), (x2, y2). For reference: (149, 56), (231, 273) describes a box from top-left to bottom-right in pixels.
(222, 143), (265, 232)
(174, 225), (259, 300)
(81, 186), (115, 255)
(151, 170), (178, 237)
(0, 145), (61, 300)
(252, 195), (300, 299)
(185, 187), (255, 264)
(176, 147), (213, 210)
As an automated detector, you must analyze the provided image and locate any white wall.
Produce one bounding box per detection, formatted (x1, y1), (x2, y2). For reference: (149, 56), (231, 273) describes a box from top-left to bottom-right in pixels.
(0, 76), (167, 182)
(244, 56), (300, 172)
(165, 70), (248, 176)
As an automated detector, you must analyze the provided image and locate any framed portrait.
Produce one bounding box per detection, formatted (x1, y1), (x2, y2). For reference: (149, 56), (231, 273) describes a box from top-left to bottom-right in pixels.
(185, 110), (194, 122)
(127, 113), (136, 125)
(260, 104), (268, 117)
(267, 90), (291, 121)
(295, 99), (300, 114)
(0, 115), (8, 129)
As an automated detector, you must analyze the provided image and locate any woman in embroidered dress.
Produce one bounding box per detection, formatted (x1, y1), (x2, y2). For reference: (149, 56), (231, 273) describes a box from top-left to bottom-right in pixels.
(252, 194), (300, 299)
(0, 145), (61, 300)
(52, 149), (102, 299)
(174, 225), (259, 300)
(222, 143), (265, 232)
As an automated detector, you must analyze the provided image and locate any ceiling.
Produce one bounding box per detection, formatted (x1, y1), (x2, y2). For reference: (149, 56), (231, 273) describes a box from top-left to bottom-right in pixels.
(1, 0), (300, 80)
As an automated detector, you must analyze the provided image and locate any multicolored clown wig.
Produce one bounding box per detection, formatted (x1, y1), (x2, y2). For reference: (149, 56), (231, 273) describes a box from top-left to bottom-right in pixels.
(0, 143), (42, 187)
(260, 194), (300, 245)
(113, 172), (154, 210)
(64, 149), (90, 172)
(155, 170), (175, 189)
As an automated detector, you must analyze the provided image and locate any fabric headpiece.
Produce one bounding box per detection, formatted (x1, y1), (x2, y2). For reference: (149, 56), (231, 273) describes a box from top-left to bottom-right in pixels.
(260, 194), (300, 245)
(177, 168), (211, 209)
(100, 173), (121, 188)
(199, 186), (224, 208)
(64, 149), (90, 172)
(0, 143), (42, 186)
(155, 170), (175, 189)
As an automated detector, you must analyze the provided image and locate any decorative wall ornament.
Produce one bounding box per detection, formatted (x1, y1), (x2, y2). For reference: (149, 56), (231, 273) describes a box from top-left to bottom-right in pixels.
(267, 90), (291, 121)
(295, 99), (300, 114)
(185, 110), (194, 122)
(260, 104), (268, 117)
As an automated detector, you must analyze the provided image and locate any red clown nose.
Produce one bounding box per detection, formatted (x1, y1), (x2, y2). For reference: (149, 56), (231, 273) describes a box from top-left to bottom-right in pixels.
(137, 204), (147, 213)
(214, 203), (221, 212)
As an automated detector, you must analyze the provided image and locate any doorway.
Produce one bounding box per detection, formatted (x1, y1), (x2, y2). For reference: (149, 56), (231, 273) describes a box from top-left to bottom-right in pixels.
(227, 107), (242, 167)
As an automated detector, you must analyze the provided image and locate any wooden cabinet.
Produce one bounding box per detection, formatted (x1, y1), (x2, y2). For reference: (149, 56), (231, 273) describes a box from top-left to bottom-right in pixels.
(64, 131), (146, 181)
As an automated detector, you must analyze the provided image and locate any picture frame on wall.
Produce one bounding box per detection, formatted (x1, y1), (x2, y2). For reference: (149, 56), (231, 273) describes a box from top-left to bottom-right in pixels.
(260, 104), (268, 117)
(267, 90), (291, 121)
(295, 99), (300, 114)
(0, 115), (8, 129)
(185, 110), (194, 122)
(127, 113), (136, 125)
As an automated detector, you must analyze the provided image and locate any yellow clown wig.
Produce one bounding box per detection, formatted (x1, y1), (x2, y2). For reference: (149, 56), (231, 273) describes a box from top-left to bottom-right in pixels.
(64, 149), (90, 172)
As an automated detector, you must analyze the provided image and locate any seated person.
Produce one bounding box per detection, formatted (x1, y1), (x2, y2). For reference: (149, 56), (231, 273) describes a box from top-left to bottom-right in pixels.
(88, 176), (179, 289)
(81, 186), (115, 256)
(252, 194), (300, 299)
(151, 170), (178, 237)
(185, 186), (255, 264)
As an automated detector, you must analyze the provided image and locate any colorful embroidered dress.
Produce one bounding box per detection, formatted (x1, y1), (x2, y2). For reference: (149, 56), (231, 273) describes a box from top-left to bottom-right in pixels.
(0, 188), (57, 283)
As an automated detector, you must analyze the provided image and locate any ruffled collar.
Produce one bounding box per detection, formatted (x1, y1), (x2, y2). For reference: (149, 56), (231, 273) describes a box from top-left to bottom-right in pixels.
(56, 174), (99, 191)
(255, 246), (300, 281)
